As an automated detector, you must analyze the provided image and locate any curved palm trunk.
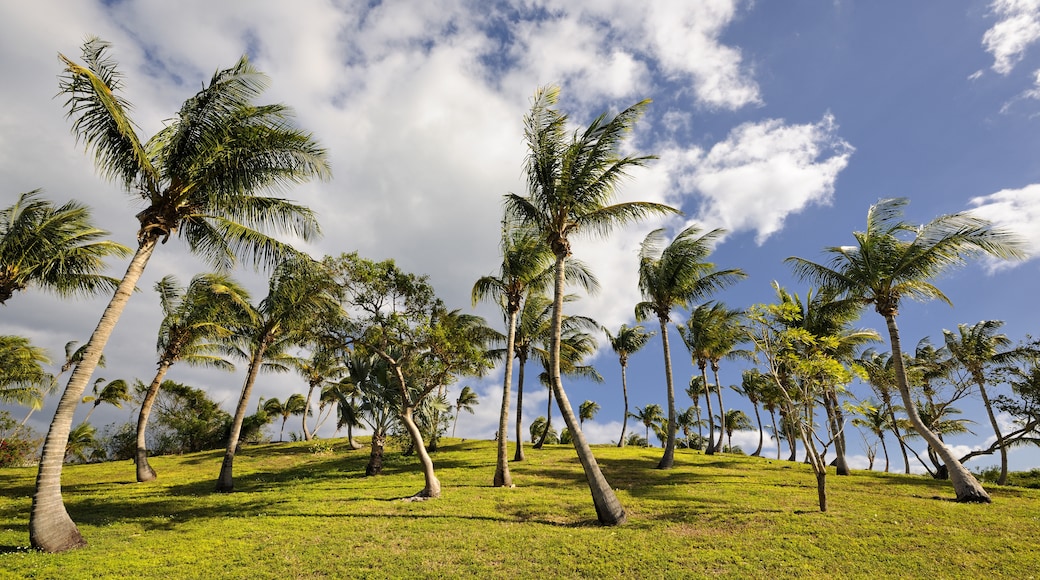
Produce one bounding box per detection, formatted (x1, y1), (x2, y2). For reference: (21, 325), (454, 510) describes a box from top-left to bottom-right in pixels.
(879, 388), (912, 474)
(513, 355), (527, 462)
(657, 317), (676, 469)
(768, 408), (780, 460)
(824, 388), (850, 476)
(884, 313), (990, 502)
(973, 376), (1008, 485)
(494, 309), (519, 486)
(136, 360), (174, 482)
(711, 366), (726, 453)
(751, 403), (764, 457)
(617, 362), (629, 447)
(30, 237), (158, 552)
(216, 340), (269, 492)
(879, 432), (890, 473)
(400, 406), (441, 498)
(534, 387), (553, 448)
(549, 254), (625, 525)
(302, 381), (317, 441)
(700, 364), (716, 456)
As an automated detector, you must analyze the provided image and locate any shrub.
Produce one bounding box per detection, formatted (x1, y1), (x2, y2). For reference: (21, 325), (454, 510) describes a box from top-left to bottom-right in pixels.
(0, 410), (40, 467)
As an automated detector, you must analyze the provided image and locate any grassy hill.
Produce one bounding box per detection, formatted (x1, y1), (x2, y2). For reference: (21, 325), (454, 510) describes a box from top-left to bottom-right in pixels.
(1, 438), (1037, 579)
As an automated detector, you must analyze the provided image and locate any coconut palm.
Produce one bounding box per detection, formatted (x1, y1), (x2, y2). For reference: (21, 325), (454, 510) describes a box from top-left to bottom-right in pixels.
(718, 409), (752, 452)
(136, 273), (250, 482)
(503, 84), (676, 524)
(786, 197), (1026, 503)
(857, 349), (913, 474)
(579, 400), (600, 428)
(852, 400), (892, 472)
(529, 416), (558, 444)
(686, 376), (709, 445)
(734, 369), (769, 457)
(264, 393), (309, 442)
(451, 386), (479, 438)
(533, 324), (603, 448)
(629, 404), (664, 447)
(942, 320), (1032, 485)
(701, 303), (752, 454)
(636, 225), (746, 467)
(678, 305), (726, 455)
(0, 336), (53, 407)
(604, 324), (653, 447)
(336, 350), (399, 474)
(33, 38), (329, 551)
(64, 422), (98, 464)
(80, 378), (129, 423)
(0, 189), (130, 306)
(290, 346), (346, 442)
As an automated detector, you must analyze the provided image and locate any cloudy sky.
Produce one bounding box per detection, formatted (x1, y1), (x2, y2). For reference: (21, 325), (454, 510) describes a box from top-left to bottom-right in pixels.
(2, 0), (1039, 474)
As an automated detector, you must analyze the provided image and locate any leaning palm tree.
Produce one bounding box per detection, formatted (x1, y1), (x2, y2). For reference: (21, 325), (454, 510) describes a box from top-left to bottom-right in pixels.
(718, 408), (752, 452)
(136, 273), (251, 482)
(451, 385), (479, 438)
(79, 378), (129, 423)
(629, 404), (664, 447)
(733, 369), (769, 457)
(0, 189), (130, 306)
(217, 256), (340, 491)
(32, 37), (329, 551)
(579, 400), (600, 428)
(290, 345), (346, 442)
(503, 85), (676, 525)
(636, 225), (745, 468)
(943, 320), (1031, 485)
(604, 324), (653, 447)
(786, 197), (1027, 503)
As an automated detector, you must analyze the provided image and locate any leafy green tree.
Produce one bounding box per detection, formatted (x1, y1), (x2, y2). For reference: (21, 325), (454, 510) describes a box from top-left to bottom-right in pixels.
(33, 37), (329, 552)
(0, 410), (41, 467)
(0, 336), (53, 408)
(64, 422), (99, 464)
(787, 197), (1025, 503)
(504, 85), (676, 525)
(528, 416), (558, 444)
(636, 225), (745, 467)
(579, 400), (600, 428)
(148, 380), (234, 454)
(942, 320), (1032, 485)
(604, 324), (653, 447)
(718, 409), (752, 452)
(264, 394), (309, 442)
(733, 369), (770, 457)
(0, 189), (130, 305)
(629, 404), (664, 447)
(136, 273), (250, 481)
(80, 378), (130, 423)
(289, 345), (346, 442)
(625, 432), (648, 447)
(217, 257), (339, 492)
(451, 386), (479, 438)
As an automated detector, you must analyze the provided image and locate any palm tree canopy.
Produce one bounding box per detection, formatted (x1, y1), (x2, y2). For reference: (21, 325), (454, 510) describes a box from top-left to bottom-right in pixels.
(604, 323), (654, 367)
(0, 335), (54, 406)
(59, 37), (330, 270)
(635, 224), (746, 322)
(154, 273), (254, 371)
(785, 197), (1027, 316)
(0, 190), (131, 304)
(503, 85), (677, 257)
(579, 399), (600, 422)
(455, 386), (479, 414)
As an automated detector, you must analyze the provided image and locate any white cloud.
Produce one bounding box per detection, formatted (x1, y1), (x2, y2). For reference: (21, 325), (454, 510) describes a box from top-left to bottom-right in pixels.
(967, 184), (1040, 269)
(660, 114), (854, 244)
(983, 0), (1040, 75)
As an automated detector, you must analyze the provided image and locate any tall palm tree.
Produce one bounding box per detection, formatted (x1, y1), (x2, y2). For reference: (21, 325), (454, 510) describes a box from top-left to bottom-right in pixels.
(0, 189), (130, 306)
(719, 409), (752, 452)
(290, 345), (346, 442)
(942, 320), (1031, 485)
(263, 393), (309, 442)
(701, 303), (752, 454)
(857, 349), (912, 474)
(579, 400), (600, 428)
(79, 378), (129, 423)
(533, 323), (603, 448)
(217, 256), (339, 491)
(604, 324), (653, 447)
(33, 38), (328, 551)
(734, 369), (769, 457)
(852, 400), (892, 472)
(503, 85), (675, 525)
(471, 224), (555, 486)
(629, 404), (664, 447)
(685, 376), (709, 446)
(678, 305), (726, 455)
(451, 386), (479, 438)
(787, 197), (1026, 503)
(636, 225), (745, 467)
(136, 273), (250, 482)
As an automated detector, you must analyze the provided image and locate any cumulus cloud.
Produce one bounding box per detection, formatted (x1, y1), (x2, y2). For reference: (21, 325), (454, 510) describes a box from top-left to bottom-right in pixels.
(983, 0), (1040, 74)
(967, 184), (1040, 269)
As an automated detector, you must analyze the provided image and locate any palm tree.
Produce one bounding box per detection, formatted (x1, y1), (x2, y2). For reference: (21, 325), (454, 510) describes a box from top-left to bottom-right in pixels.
(80, 378), (129, 423)
(636, 225), (746, 468)
(579, 400), (600, 428)
(471, 224), (555, 486)
(33, 38), (329, 551)
(701, 303), (751, 454)
(217, 256), (339, 491)
(0, 336), (53, 408)
(718, 409), (752, 452)
(336, 350), (399, 474)
(629, 404), (664, 447)
(264, 393), (309, 442)
(0, 189), (130, 305)
(942, 320), (1031, 485)
(686, 376), (709, 446)
(604, 324), (653, 447)
(734, 369), (769, 457)
(857, 349), (913, 474)
(852, 400), (892, 472)
(787, 197), (1026, 503)
(64, 423), (98, 464)
(290, 345), (346, 442)
(529, 416), (558, 444)
(136, 273), (250, 482)
(504, 85), (676, 524)
(451, 386), (479, 438)
(533, 323), (602, 448)
(678, 305), (725, 455)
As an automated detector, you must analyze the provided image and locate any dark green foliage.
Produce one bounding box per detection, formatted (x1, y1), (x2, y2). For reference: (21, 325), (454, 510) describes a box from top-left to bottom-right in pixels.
(0, 411), (40, 467)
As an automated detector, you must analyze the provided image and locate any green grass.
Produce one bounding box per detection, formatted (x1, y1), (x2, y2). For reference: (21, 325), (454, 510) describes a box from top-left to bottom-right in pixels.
(1, 439), (1038, 579)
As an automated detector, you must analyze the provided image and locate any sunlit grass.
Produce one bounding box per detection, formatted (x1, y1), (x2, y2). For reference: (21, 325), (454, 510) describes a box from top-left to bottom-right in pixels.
(1, 438), (1037, 578)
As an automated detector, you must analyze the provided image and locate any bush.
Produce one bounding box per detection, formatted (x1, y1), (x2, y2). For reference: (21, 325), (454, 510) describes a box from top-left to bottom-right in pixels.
(0, 410), (40, 467)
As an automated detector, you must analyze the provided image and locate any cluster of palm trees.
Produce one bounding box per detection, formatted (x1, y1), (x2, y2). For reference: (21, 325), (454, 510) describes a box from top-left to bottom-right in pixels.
(2, 37), (1035, 552)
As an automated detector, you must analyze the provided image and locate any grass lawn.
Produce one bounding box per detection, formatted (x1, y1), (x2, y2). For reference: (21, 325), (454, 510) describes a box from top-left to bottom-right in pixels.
(1, 438), (1037, 579)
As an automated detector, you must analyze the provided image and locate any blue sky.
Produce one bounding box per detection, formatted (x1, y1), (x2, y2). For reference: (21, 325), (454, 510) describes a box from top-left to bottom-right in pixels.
(2, 1), (1039, 473)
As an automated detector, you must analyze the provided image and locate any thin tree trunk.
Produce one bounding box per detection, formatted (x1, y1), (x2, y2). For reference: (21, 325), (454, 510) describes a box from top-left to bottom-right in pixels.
(769, 408), (780, 460)
(216, 339), (270, 492)
(712, 365), (726, 453)
(549, 253), (625, 525)
(400, 406), (441, 498)
(30, 237), (158, 552)
(513, 355), (527, 462)
(751, 402), (764, 457)
(657, 317), (676, 469)
(884, 313), (990, 502)
(975, 379), (1008, 485)
(701, 364), (716, 456)
(824, 388), (850, 476)
(880, 432), (890, 473)
(494, 309), (517, 486)
(534, 385), (553, 448)
(302, 381), (316, 442)
(136, 360), (173, 482)
(617, 361), (629, 447)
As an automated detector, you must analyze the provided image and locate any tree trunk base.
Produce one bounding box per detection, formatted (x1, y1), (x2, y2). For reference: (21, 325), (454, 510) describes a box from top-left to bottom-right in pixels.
(955, 490), (992, 504)
(136, 448), (157, 483)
